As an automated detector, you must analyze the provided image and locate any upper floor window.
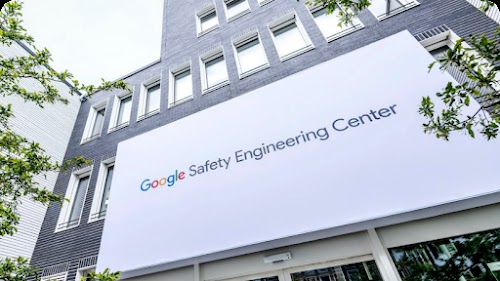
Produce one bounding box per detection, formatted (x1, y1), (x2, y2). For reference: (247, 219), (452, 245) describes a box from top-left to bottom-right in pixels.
(81, 101), (106, 144)
(56, 166), (92, 232)
(233, 32), (269, 79)
(89, 158), (114, 222)
(257, 0), (274, 6)
(200, 48), (229, 93)
(224, 0), (250, 21)
(197, 4), (219, 36)
(41, 272), (67, 281)
(368, 0), (419, 20)
(169, 64), (193, 107)
(310, 6), (363, 42)
(138, 78), (161, 120)
(268, 13), (313, 61)
(109, 93), (132, 132)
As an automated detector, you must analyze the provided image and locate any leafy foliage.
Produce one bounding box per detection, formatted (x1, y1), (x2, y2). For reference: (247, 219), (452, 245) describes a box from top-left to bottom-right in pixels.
(0, 257), (38, 281)
(419, 27), (500, 140)
(81, 269), (121, 281)
(0, 0), (126, 279)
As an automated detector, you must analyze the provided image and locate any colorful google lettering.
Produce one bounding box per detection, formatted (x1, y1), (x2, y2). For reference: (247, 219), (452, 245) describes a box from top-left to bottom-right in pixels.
(140, 170), (185, 191)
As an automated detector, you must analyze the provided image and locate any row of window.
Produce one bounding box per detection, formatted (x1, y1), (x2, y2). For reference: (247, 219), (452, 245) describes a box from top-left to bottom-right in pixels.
(56, 159), (115, 231)
(82, 8), (361, 143)
(81, 0), (419, 144)
(196, 0), (419, 37)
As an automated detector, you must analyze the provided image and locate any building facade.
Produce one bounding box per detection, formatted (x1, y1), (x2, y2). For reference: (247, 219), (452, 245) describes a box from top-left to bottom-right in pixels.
(0, 41), (81, 259)
(30, 0), (500, 281)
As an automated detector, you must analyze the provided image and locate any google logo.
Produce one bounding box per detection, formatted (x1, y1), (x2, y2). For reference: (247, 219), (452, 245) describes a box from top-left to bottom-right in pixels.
(140, 170), (185, 191)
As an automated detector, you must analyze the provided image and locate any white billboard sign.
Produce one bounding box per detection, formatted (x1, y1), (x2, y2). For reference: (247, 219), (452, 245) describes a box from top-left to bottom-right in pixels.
(98, 31), (500, 272)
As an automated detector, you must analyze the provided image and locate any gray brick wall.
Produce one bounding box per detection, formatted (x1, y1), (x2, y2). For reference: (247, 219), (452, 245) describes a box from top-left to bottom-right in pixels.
(30, 0), (499, 278)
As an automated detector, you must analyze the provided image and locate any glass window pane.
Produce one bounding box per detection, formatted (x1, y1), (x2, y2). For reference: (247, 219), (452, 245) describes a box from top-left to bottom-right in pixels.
(116, 96), (132, 126)
(205, 56), (228, 88)
(91, 108), (105, 137)
(291, 260), (383, 281)
(313, 7), (353, 38)
(174, 70), (192, 102)
(226, 0), (248, 18)
(68, 176), (89, 224)
(146, 84), (161, 113)
(273, 22), (308, 57)
(390, 229), (500, 280)
(99, 165), (114, 214)
(201, 11), (218, 31)
(236, 38), (267, 74)
(369, 0), (405, 17)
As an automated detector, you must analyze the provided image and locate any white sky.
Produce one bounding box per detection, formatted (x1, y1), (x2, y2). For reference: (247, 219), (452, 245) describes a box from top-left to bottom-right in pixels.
(22, 0), (164, 85)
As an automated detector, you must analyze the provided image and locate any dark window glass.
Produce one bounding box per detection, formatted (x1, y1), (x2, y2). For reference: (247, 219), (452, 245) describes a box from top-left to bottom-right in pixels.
(99, 165), (114, 214)
(291, 260), (382, 281)
(91, 108), (105, 137)
(390, 229), (500, 280)
(68, 175), (89, 225)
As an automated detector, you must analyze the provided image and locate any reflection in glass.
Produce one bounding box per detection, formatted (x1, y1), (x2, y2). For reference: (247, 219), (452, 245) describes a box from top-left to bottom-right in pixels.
(390, 229), (500, 280)
(291, 260), (383, 281)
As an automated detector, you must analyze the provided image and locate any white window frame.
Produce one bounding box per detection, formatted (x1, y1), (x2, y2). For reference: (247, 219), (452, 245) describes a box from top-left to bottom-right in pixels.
(258, 0), (275, 7)
(223, 0), (251, 22)
(75, 266), (96, 281)
(200, 47), (230, 94)
(55, 165), (93, 232)
(268, 12), (314, 62)
(41, 272), (68, 281)
(368, 0), (420, 21)
(232, 31), (270, 79)
(88, 157), (115, 223)
(168, 62), (194, 108)
(81, 100), (107, 144)
(108, 90), (134, 133)
(307, 4), (364, 42)
(138, 76), (161, 121)
(196, 3), (219, 37)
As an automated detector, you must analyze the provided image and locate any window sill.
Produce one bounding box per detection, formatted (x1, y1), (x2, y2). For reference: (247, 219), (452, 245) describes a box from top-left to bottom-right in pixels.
(227, 9), (250, 23)
(198, 25), (219, 37)
(137, 109), (160, 122)
(239, 63), (270, 79)
(88, 212), (106, 223)
(325, 24), (364, 43)
(80, 134), (101, 145)
(108, 122), (130, 134)
(168, 96), (194, 108)
(280, 45), (315, 62)
(203, 80), (230, 95)
(258, 0), (274, 6)
(55, 222), (80, 233)
(376, 1), (420, 21)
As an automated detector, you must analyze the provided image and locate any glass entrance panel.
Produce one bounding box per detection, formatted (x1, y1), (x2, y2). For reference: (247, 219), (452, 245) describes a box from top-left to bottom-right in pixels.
(290, 260), (383, 281)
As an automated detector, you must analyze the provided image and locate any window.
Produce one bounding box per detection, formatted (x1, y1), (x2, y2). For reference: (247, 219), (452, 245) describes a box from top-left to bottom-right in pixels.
(224, 0), (250, 21)
(268, 13), (313, 61)
(310, 6), (363, 42)
(89, 158), (114, 222)
(169, 64), (193, 107)
(289, 260), (383, 281)
(81, 102), (106, 143)
(200, 49), (229, 93)
(233, 32), (269, 78)
(56, 166), (92, 231)
(197, 5), (219, 36)
(390, 229), (500, 280)
(257, 0), (274, 6)
(368, 0), (419, 20)
(76, 267), (95, 281)
(138, 79), (161, 120)
(109, 94), (132, 132)
(41, 272), (67, 281)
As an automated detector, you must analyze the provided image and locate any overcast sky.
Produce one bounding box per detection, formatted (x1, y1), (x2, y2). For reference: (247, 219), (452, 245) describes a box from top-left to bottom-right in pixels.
(22, 0), (164, 85)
